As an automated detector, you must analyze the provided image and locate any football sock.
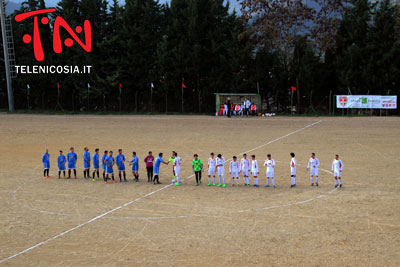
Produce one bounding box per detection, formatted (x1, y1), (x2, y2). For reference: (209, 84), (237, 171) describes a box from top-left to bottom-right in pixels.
(103, 172), (105, 179)
(68, 170), (71, 177)
(236, 178), (239, 185)
(310, 177), (314, 183)
(208, 177), (211, 183)
(73, 169), (77, 177)
(255, 178), (259, 185)
(316, 177), (319, 183)
(63, 171), (65, 177)
(119, 173), (122, 181)
(266, 178), (270, 186)
(84, 170), (86, 178)
(232, 179), (235, 185)
(58, 171), (61, 178)
(222, 175), (226, 184)
(123, 173), (126, 180)
(272, 178), (275, 186)
(339, 179), (342, 184)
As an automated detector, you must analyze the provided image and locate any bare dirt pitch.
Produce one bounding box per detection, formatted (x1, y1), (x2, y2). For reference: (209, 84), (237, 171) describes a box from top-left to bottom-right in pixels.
(0, 114), (399, 266)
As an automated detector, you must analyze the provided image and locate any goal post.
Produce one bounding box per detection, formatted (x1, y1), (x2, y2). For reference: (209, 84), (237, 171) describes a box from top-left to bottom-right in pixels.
(215, 93), (261, 115)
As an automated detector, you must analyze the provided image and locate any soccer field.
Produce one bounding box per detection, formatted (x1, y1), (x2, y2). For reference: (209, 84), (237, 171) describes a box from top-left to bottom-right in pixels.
(0, 114), (399, 266)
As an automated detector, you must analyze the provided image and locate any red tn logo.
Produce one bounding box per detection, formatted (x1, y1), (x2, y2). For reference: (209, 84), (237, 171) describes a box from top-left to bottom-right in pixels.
(15, 8), (91, 62)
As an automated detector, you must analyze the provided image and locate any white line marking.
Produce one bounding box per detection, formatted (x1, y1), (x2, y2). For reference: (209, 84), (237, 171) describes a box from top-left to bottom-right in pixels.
(0, 120), (322, 264)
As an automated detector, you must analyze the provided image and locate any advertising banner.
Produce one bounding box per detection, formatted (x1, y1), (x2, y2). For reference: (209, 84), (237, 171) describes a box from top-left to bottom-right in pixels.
(336, 95), (397, 109)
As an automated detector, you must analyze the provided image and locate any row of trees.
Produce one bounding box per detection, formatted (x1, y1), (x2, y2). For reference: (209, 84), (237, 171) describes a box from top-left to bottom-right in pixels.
(1, 0), (399, 113)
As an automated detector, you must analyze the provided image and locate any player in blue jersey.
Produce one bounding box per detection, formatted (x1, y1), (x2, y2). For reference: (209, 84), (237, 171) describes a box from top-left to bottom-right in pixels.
(42, 149), (50, 179)
(130, 152), (139, 182)
(101, 150), (108, 180)
(83, 147), (91, 179)
(92, 148), (100, 181)
(67, 147), (78, 179)
(105, 151), (115, 183)
(116, 149), (126, 182)
(153, 152), (168, 184)
(57, 150), (66, 179)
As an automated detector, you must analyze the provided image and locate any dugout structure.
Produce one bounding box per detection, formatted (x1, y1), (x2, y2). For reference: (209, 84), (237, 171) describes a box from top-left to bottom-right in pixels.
(215, 93), (261, 114)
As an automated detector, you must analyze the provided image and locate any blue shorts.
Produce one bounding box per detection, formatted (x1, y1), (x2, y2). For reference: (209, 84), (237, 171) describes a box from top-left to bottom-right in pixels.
(43, 162), (50, 169)
(84, 162), (90, 169)
(58, 165), (66, 171)
(117, 165), (125, 171)
(68, 162), (76, 169)
(132, 165), (139, 172)
(102, 164), (107, 170)
(106, 167), (113, 174)
(93, 164), (99, 170)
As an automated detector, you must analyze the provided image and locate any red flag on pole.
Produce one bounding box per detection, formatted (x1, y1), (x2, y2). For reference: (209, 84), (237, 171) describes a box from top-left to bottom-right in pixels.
(291, 86), (296, 91)
(119, 83), (123, 88)
(57, 83), (60, 89)
(182, 83), (186, 88)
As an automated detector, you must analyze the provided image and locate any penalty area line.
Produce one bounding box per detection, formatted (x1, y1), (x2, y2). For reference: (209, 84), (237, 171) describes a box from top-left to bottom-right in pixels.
(0, 120), (322, 264)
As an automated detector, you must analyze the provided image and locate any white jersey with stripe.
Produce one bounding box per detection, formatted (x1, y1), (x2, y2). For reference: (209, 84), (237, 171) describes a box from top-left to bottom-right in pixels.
(241, 158), (250, 170)
(216, 157), (225, 168)
(208, 158), (216, 170)
(307, 157), (320, 169)
(264, 159), (276, 173)
(251, 160), (259, 173)
(174, 157), (181, 169)
(332, 159), (343, 172)
(229, 161), (241, 172)
(290, 158), (297, 170)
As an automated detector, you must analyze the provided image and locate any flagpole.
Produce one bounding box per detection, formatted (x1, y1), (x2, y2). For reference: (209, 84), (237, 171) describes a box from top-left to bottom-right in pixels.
(290, 89), (294, 115)
(150, 83), (153, 113)
(87, 83), (90, 111)
(181, 84), (184, 113)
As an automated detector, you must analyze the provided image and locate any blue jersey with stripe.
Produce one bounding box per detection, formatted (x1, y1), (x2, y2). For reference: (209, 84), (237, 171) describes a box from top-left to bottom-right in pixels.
(67, 152), (77, 164)
(116, 154), (125, 167)
(58, 155), (66, 168)
(83, 151), (91, 168)
(131, 155), (139, 171)
(42, 153), (50, 168)
(93, 153), (100, 168)
(101, 154), (107, 169)
(154, 156), (164, 174)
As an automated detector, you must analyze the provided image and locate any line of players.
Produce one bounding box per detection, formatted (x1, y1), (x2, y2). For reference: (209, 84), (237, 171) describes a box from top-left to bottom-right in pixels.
(42, 147), (344, 188)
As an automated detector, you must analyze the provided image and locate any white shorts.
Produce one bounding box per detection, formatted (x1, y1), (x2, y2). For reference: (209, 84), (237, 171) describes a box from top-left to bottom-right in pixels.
(266, 171), (274, 178)
(208, 168), (216, 176)
(291, 168), (296, 176)
(334, 171), (341, 177)
(218, 168), (224, 176)
(174, 168), (180, 176)
(252, 171), (259, 177)
(242, 169), (249, 177)
(310, 168), (319, 176)
(231, 171), (239, 178)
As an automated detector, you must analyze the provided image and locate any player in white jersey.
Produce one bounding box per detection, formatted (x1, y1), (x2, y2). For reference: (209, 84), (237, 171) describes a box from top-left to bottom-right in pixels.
(241, 153), (251, 186)
(173, 151), (182, 186)
(229, 156), (241, 186)
(208, 152), (217, 186)
(332, 154), (344, 188)
(307, 153), (320, 186)
(264, 154), (276, 188)
(290, 152), (297, 188)
(216, 154), (226, 187)
(251, 155), (259, 187)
